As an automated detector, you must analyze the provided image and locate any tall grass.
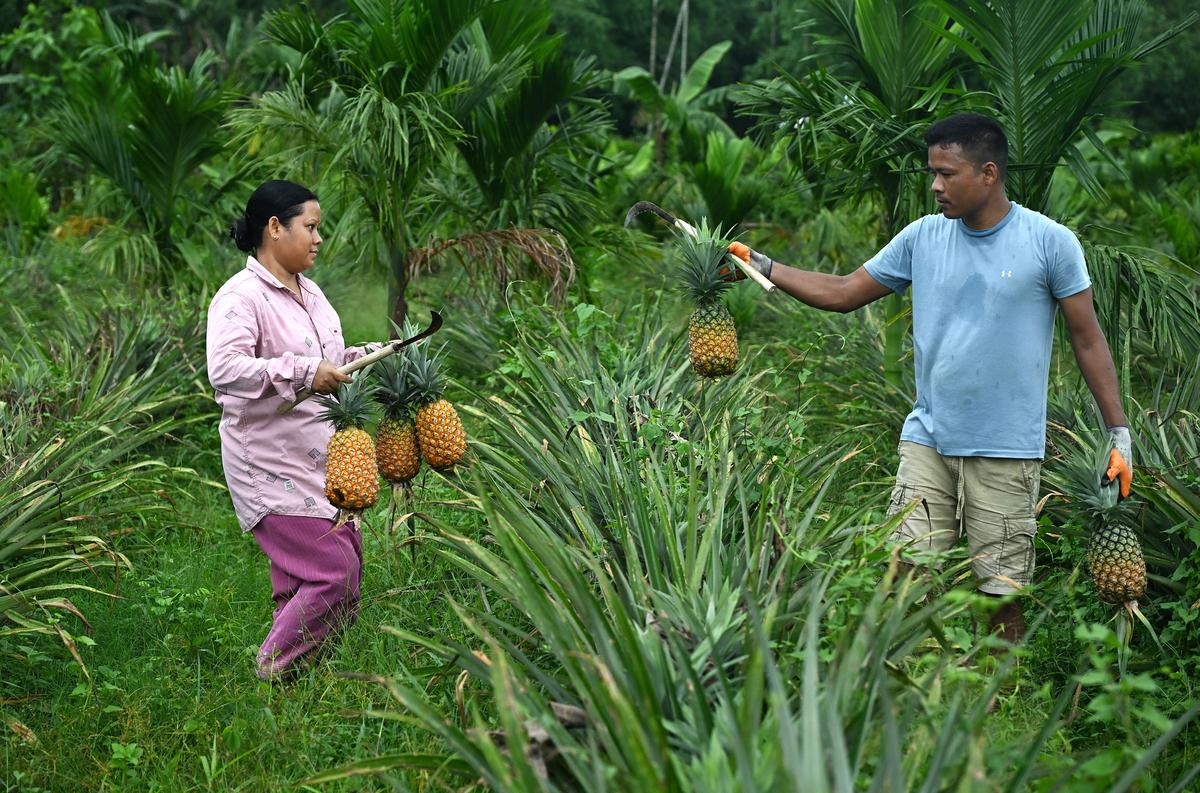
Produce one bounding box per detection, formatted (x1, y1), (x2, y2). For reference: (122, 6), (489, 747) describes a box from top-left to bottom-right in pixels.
(1, 296), (207, 672)
(307, 297), (1200, 789)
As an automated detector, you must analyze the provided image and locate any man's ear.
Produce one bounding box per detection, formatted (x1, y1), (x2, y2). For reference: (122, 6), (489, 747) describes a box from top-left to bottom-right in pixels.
(981, 161), (999, 185)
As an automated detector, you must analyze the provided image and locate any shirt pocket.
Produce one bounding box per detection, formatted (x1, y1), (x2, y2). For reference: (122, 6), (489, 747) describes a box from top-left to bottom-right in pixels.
(317, 312), (346, 361)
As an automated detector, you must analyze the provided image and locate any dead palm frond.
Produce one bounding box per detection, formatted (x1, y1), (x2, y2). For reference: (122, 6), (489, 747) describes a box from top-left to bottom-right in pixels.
(407, 227), (575, 302)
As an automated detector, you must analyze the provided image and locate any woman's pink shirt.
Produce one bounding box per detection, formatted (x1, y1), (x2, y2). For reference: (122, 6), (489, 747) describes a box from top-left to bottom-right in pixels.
(206, 257), (367, 531)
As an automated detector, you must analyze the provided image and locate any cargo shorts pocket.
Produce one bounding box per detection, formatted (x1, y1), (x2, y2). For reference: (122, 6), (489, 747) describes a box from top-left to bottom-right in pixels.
(886, 482), (912, 518)
(980, 515), (1036, 593)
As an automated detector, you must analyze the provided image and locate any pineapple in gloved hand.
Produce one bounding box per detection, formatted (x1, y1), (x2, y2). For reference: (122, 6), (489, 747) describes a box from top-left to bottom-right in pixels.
(1085, 426), (1141, 604)
(1061, 425), (1153, 671)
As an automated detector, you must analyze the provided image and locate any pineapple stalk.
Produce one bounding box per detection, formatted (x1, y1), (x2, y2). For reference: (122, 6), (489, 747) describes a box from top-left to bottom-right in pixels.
(373, 339), (424, 562)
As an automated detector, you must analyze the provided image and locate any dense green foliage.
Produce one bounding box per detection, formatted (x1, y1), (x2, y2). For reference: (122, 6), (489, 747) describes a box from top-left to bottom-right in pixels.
(2, 1), (1200, 790)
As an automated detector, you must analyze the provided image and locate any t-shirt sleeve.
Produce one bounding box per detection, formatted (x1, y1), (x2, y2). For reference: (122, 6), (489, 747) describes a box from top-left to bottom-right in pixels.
(863, 218), (920, 295)
(1045, 223), (1091, 299)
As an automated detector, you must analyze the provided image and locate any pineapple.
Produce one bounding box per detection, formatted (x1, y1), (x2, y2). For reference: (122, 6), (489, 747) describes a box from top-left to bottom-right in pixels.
(373, 355), (421, 484)
(1087, 521), (1146, 604)
(678, 229), (738, 377)
(406, 340), (467, 470)
(1062, 438), (1146, 605)
(316, 378), (380, 520)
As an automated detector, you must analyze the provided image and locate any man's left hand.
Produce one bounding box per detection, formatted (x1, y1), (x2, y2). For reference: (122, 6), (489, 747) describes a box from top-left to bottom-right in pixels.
(1103, 425), (1133, 499)
(724, 242), (774, 283)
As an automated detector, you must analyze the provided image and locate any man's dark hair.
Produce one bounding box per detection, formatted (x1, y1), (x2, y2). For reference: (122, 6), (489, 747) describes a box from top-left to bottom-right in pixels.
(923, 112), (1008, 181)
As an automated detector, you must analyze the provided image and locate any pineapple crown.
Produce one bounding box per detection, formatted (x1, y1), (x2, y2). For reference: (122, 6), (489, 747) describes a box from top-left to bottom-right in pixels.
(372, 354), (414, 421)
(404, 341), (448, 406)
(677, 221), (734, 306)
(315, 375), (377, 431)
(1059, 428), (1133, 523)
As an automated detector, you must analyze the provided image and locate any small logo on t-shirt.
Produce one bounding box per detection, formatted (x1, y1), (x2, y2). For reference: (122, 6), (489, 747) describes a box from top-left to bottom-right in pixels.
(1000, 270), (1013, 278)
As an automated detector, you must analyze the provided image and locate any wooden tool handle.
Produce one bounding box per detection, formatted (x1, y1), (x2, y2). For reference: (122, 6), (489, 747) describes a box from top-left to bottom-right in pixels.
(284, 341), (400, 413)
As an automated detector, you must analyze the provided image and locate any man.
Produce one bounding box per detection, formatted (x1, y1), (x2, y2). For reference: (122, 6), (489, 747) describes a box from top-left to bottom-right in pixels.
(727, 112), (1132, 642)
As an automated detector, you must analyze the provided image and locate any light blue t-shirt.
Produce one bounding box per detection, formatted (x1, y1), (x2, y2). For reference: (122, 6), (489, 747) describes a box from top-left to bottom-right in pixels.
(864, 202), (1090, 458)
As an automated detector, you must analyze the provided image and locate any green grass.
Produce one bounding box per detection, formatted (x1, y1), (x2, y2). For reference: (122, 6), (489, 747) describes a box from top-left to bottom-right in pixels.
(4, 270), (1200, 791)
(1, 451), (482, 792)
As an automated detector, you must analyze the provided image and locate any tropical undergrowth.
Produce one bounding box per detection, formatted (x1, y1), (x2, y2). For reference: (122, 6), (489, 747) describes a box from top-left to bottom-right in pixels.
(309, 282), (1200, 790)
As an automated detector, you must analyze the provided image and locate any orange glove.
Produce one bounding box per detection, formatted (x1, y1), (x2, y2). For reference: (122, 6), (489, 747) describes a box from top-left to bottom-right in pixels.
(724, 242), (773, 283)
(1102, 426), (1132, 499)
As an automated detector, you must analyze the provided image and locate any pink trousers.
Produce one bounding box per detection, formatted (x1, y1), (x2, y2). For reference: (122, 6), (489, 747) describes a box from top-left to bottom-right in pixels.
(251, 514), (362, 679)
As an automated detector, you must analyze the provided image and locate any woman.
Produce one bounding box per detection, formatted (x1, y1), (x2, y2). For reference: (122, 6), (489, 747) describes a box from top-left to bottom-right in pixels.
(206, 179), (367, 680)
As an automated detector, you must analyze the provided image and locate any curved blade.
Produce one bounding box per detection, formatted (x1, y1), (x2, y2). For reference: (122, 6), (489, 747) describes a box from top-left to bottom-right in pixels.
(623, 201), (679, 229)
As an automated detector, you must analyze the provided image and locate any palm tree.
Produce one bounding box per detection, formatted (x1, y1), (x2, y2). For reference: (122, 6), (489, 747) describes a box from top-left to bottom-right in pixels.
(238, 0), (490, 325)
(240, 0), (605, 325)
(436, 2), (612, 245)
(932, 0), (1196, 212)
(614, 40), (735, 163)
(48, 14), (231, 283)
(737, 0), (958, 387)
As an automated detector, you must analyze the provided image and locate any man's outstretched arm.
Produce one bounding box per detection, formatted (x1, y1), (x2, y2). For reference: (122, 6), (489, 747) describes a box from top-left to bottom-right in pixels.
(728, 243), (893, 312)
(772, 263), (894, 312)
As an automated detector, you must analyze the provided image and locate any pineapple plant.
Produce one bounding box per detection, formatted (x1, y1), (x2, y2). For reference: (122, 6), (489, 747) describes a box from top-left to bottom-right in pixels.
(678, 228), (738, 377)
(316, 377), (380, 523)
(373, 355), (421, 485)
(406, 339), (467, 470)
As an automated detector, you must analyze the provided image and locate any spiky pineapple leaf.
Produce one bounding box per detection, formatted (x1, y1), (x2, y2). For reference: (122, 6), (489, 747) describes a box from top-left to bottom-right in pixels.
(316, 375), (377, 431)
(1055, 425), (1130, 522)
(373, 355), (414, 421)
(677, 220), (735, 307)
(403, 334), (449, 407)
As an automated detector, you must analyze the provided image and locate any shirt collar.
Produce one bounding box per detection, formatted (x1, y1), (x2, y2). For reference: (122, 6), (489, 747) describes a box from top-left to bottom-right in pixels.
(245, 256), (315, 296)
(958, 201), (1018, 238)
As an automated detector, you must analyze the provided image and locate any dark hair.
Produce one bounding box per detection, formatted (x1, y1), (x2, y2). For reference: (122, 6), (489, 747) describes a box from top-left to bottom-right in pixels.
(923, 112), (1008, 181)
(228, 180), (318, 253)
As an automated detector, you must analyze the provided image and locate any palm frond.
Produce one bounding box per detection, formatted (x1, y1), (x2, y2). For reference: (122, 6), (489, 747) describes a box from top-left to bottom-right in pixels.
(407, 227), (574, 300)
(930, 0), (1189, 210)
(1083, 242), (1200, 386)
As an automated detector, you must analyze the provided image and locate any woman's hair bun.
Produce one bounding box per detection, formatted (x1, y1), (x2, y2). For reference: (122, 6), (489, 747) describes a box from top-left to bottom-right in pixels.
(229, 216), (252, 252)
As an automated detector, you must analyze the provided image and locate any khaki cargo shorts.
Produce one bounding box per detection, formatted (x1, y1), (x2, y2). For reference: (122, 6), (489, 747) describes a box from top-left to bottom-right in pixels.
(886, 441), (1041, 595)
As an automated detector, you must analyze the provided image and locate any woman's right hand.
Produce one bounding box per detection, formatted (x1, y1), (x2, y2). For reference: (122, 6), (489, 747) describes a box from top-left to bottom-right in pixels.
(312, 360), (353, 394)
